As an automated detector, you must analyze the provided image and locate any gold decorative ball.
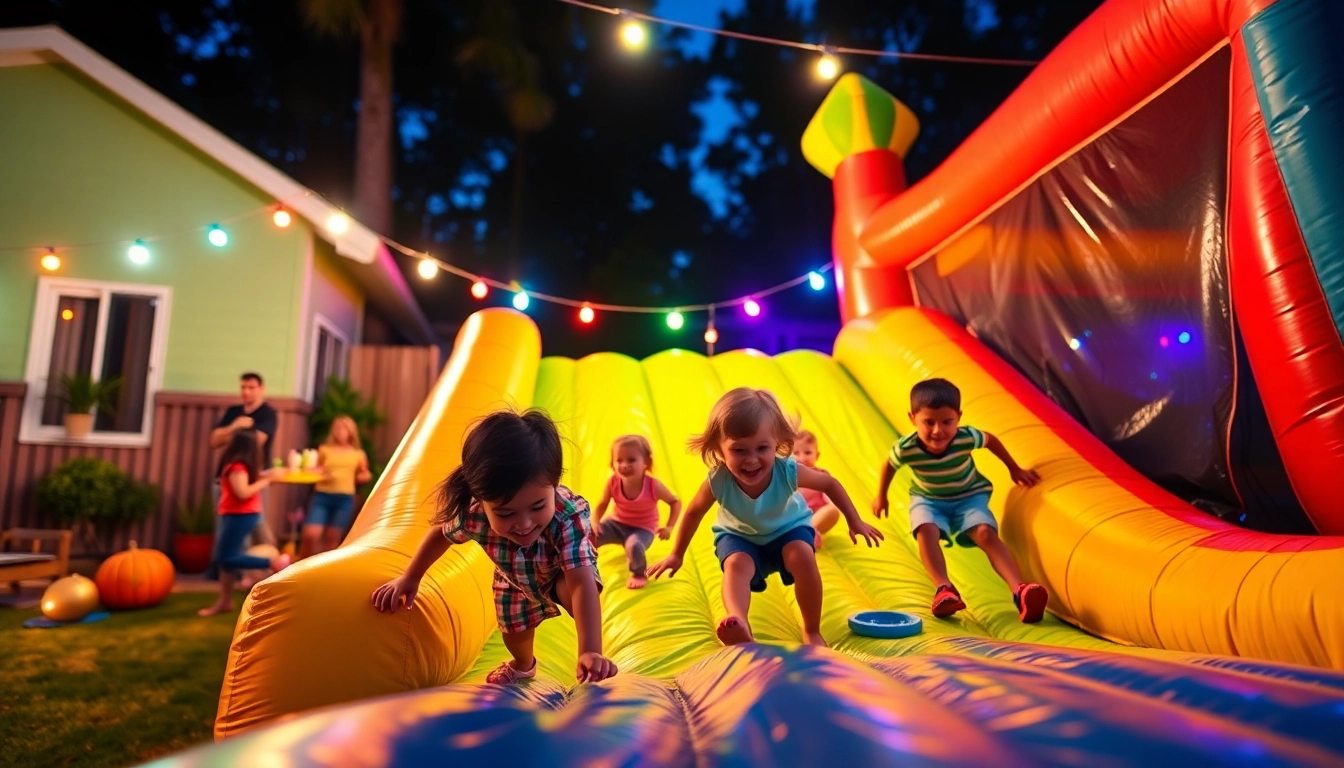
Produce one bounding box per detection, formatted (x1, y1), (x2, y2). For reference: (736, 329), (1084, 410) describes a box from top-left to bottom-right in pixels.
(41, 574), (101, 622)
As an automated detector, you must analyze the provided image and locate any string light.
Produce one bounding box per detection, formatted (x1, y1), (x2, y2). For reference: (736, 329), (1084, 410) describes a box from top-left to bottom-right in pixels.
(808, 271), (825, 290)
(619, 9), (647, 49)
(557, 0), (1041, 68)
(326, 212), (350, 235)
(40, 248), (60, 272)
(1068, 337), (1081, 351)
(417, 258), (438, 279)
(207, 224), (228, 247)
(704, 326), (718, 345)
(513, 291), (530, 311)
(128, 240), (150, 265)
(816, 49), (840, 80)
(743, 299), (761, 318)
(272, 208), (292, 228)
(579, 304), (595, 324)
(61, 309), (74, 321)
(1178, 331), (1192, 344)
(470, 280), (489, 299)
(666, 311), (684, 330)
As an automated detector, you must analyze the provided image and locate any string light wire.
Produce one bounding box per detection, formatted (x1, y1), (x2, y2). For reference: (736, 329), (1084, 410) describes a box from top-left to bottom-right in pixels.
(556, 0), (1041, 67)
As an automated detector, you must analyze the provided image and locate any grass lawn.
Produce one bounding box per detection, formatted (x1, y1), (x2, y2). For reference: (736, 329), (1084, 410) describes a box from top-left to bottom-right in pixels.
(0, 592), (238, 767)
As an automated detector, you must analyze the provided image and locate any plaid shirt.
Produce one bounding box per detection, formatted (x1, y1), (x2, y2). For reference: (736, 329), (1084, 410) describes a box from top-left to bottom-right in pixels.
(443, 484), (600, 634)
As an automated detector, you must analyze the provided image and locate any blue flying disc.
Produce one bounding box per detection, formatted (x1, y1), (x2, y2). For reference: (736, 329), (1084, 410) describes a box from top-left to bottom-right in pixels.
(848, 610), (923, 639)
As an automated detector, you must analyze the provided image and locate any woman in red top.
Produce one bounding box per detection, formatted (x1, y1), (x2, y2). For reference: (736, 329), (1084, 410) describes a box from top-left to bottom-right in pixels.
(592, 435), (682, 589)
(198, 428), (292, 617)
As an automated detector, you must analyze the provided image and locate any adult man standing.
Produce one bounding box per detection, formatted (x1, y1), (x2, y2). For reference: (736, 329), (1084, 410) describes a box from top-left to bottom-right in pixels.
(208, 373), (278, 578)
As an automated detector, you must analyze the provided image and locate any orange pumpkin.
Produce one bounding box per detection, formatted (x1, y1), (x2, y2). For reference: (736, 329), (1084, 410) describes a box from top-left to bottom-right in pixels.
(95, 541), (175, 610)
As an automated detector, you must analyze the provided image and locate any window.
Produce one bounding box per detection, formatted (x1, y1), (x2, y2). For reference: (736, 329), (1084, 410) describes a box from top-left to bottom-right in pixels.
(22, 278), (171, 446)
(309, 314), (349, 402)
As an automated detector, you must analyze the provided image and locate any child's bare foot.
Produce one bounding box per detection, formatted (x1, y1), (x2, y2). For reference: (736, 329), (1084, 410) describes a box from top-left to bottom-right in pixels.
(803, 630), (828, 647)
(627, 574), (648, 589)
(197, 601), (233, 617)
(716, 616), (755, 645)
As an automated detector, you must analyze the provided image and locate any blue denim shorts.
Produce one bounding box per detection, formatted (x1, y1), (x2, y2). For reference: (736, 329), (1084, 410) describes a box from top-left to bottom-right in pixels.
(715, 525), (816, 593)
(307, 491), (356, 531)
(909, 492), (996, 547)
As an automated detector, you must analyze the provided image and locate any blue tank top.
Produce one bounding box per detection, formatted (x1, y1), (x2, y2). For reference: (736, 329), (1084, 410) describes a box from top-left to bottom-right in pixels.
(709, 456), (814, 545)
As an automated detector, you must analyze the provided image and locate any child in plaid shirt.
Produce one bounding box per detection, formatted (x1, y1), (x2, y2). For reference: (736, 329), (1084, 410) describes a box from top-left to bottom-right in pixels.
(372, 409), (615, 685)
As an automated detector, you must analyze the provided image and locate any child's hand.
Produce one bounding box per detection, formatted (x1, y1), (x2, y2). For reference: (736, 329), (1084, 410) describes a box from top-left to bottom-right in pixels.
(371, 576), (420, 612)
(576, 652), (618, 683)
(1011, 467), (1042, 487)
(648, 554), (683, 579)
(872, 497), (889, 518)
(656, 526), (671, 540)
(848, 520), (885, 547)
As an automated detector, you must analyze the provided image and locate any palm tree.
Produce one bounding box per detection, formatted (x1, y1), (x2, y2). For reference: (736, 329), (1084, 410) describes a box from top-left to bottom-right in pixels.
(301, 0), (402, 236)
(457, 1), (555, 278)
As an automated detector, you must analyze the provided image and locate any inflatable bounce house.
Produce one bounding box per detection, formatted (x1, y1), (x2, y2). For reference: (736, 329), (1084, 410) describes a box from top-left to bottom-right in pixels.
(158, 0), (1344, 764)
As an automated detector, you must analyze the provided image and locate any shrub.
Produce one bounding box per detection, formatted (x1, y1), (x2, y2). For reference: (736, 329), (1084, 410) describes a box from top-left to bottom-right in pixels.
(37, 457), (159, 547)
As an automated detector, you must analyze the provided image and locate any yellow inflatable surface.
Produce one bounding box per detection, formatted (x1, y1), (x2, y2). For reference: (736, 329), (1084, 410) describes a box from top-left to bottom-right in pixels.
(211, 308), (1344, 760)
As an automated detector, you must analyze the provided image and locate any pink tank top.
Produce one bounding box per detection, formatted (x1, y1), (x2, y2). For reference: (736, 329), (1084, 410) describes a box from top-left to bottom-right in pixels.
(608, 474), (659, 532)
(798, 467), (830, 511)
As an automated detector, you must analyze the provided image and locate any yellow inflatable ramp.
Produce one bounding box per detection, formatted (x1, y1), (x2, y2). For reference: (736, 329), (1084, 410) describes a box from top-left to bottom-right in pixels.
(192, 307), (1344, 767)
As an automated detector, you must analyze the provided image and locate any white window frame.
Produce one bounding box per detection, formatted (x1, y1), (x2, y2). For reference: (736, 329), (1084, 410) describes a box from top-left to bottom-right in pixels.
(20, 277), (172, 447)
(306, 313), (350, 402)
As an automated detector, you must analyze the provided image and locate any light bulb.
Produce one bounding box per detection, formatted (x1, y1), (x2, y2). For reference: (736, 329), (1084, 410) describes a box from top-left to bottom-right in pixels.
(666, 311), (684, 331)
(41, 250), (60, 271)
(326, 212), (350, 235)
(743, 299), (761, 317)
(579, 305), (595, 324)
(417, 259), (438, 279)
(207, 225), (228, 247)
(470, 281), (489, 300)
(704, 327), (719, 345)
(816, 55), (840, 80)
(808, 271), (825, 290)
(513, 291), (530, 311)
(273, 208), (292, 228)
(128, 240), (150, 265)
(620, 20), (646, 48)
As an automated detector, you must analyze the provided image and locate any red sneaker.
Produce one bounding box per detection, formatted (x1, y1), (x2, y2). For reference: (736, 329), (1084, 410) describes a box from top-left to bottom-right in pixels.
(1015, 583), (1048, 623)
(931, 584), (965, 617)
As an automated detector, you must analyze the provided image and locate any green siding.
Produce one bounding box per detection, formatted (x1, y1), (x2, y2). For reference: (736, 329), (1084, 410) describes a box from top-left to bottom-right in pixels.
(306, 237), (364, 396)
(0, 63), (309, 396)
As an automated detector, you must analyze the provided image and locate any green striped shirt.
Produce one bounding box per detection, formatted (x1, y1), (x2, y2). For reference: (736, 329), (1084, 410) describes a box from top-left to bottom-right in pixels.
(887, 426), (992, 500)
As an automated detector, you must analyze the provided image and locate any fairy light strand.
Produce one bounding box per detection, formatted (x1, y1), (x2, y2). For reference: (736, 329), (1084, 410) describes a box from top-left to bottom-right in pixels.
(556, 0), (1041, 67)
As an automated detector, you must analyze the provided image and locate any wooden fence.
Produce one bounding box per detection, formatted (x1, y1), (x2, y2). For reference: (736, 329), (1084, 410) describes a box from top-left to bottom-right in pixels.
(0, 383), (311, 557)
(348, 345), (441, 467)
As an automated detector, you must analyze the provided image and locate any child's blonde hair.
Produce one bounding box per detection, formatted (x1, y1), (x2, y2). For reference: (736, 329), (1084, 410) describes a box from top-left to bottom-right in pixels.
(688, 387), (797, 467)
(611, 434), (654, 472)
(324, 415), (361, 447)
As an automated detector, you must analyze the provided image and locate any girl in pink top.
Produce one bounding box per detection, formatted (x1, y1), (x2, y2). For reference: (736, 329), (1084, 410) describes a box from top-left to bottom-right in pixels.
(593, 435), (682, 589)
(793, 430), (841, 549)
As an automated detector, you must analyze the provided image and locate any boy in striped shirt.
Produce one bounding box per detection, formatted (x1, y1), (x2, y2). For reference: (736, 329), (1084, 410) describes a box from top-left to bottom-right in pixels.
(872, 378), (1049, 623)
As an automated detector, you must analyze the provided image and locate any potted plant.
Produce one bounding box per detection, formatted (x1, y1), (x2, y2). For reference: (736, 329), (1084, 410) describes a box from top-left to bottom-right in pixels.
(36, 457), (159, 551)
(51, 373), (121, 437)
(174, 494), (216, 573)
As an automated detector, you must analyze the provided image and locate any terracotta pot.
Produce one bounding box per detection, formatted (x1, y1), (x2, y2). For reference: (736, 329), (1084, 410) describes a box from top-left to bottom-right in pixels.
(173, 533), (215, 574)
(64, 412), (94, 438)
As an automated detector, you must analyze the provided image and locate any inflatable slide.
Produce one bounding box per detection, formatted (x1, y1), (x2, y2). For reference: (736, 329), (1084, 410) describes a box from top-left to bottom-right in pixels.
(157, 0), (1344, 765)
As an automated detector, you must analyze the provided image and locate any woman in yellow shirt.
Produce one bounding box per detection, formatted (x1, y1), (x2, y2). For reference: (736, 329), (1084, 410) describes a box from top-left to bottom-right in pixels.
(302, 416), (372, 558)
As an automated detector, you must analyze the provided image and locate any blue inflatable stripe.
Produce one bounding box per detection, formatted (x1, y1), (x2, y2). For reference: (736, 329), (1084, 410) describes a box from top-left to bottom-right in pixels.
(1242, 0), (1344, 341)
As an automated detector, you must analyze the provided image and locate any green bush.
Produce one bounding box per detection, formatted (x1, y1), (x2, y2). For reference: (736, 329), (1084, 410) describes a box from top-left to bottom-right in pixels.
(37, 458), (159, 546)
(52, 373), (121, 414)
(177, 494), (216, 535)
(309, 376), (386, 491)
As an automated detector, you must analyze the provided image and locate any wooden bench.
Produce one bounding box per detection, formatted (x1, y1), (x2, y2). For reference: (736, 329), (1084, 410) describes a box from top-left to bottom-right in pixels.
(1, 528), (72, 592)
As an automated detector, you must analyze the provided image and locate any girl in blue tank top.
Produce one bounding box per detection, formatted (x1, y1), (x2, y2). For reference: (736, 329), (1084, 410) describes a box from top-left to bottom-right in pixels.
(649, 387), (884, 646)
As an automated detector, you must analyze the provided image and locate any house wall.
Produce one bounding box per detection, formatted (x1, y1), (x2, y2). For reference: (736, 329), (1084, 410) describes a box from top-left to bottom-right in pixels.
(300, 236), (365, 399)
(0, 62), (308, 398)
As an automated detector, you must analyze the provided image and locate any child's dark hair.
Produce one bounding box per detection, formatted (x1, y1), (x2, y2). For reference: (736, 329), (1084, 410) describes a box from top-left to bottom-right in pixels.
(219, 428), (262, 483)
(433, 409), (564, 527)
(910, 378), (962, 413)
